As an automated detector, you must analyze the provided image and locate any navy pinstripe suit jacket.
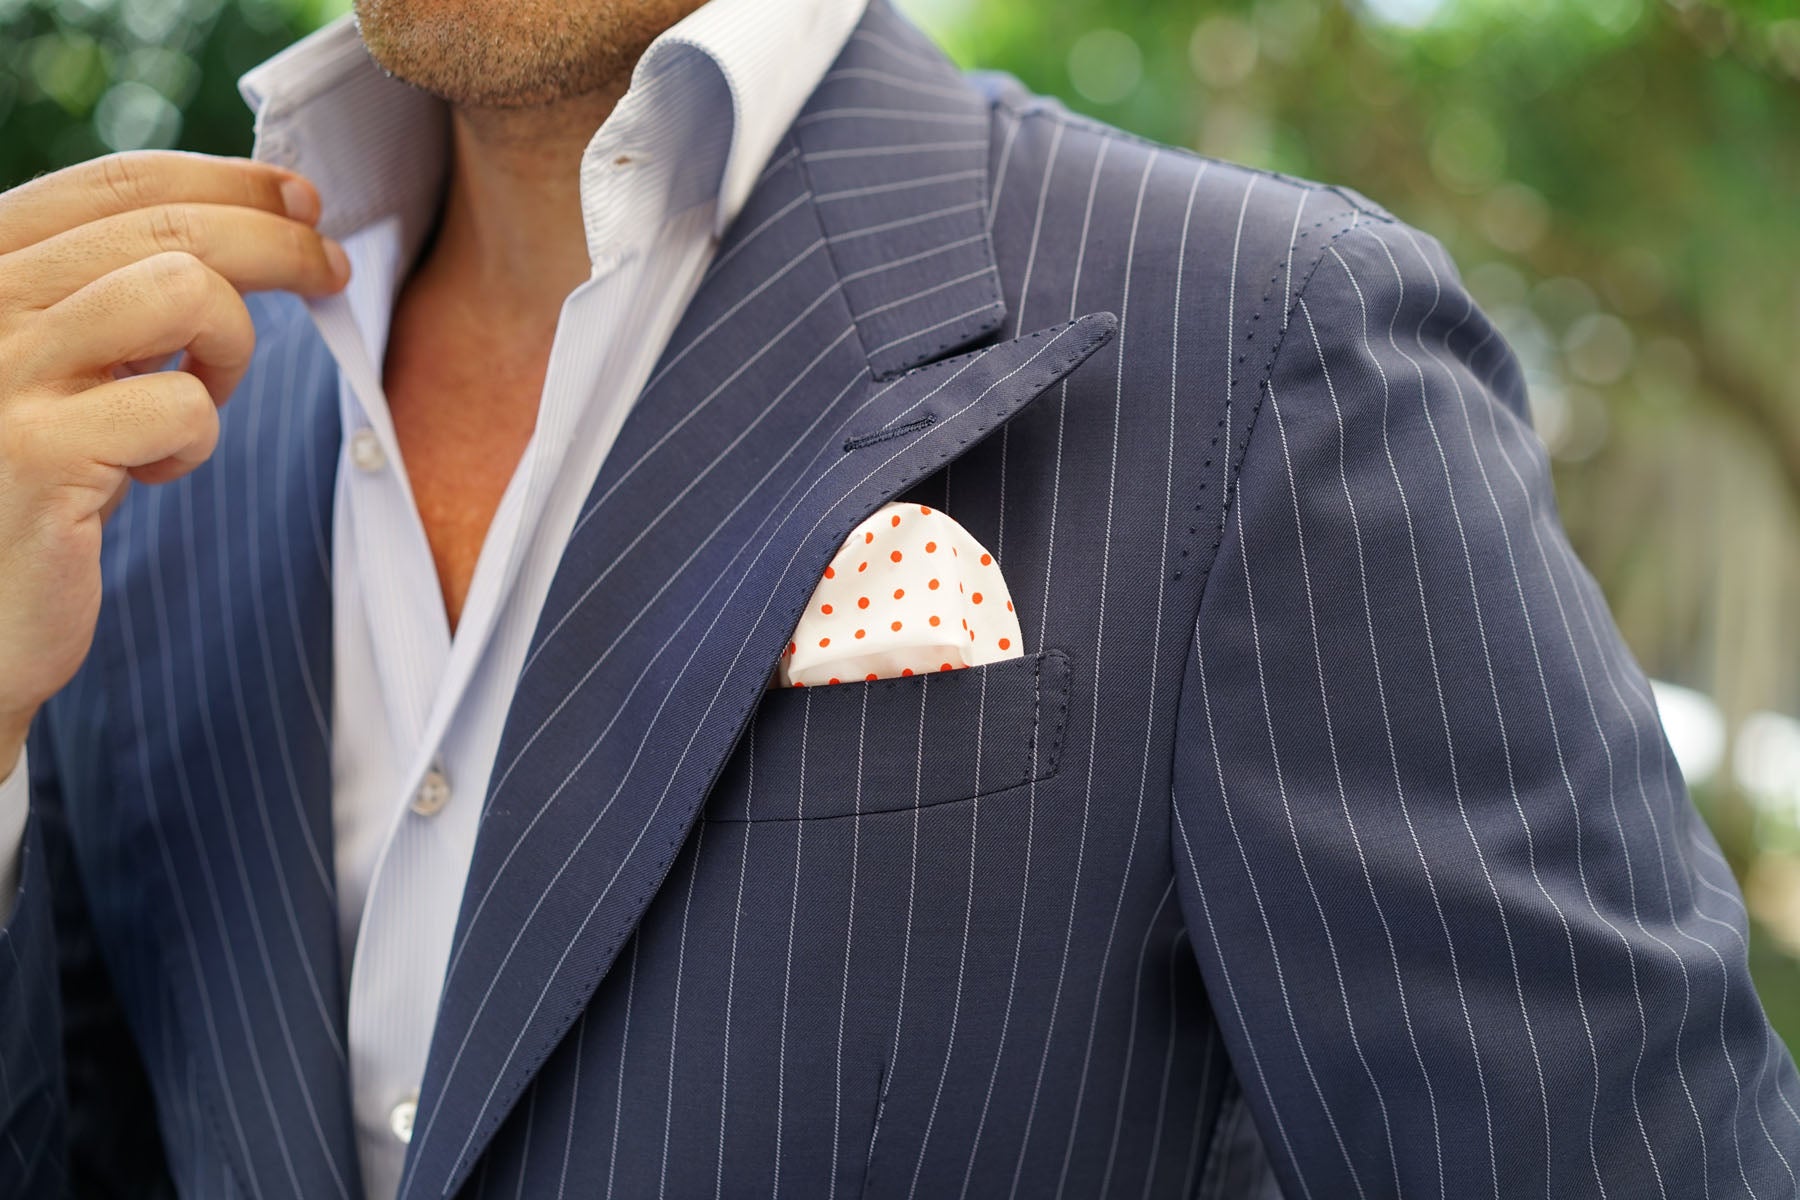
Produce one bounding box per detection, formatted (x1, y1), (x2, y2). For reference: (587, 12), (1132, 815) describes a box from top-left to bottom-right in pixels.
(7, 2), (1797, 1195)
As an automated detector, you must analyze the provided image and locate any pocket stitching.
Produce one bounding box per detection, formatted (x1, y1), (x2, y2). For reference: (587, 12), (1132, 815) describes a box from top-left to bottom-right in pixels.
(709, 649), (1070, 823)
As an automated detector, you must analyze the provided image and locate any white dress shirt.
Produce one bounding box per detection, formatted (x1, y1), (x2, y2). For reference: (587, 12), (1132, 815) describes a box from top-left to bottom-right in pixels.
(0, 0), (863, 1195)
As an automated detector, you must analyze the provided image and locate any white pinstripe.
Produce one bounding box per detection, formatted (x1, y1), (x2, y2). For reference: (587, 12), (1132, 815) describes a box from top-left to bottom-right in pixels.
(153, 483), (304, 1195)
(955, 113), (1064, 1199)
(1054, 149), (1162, 1200)
(1361, 228), (1635, 1198)
(772, 694), (810, 1197)
(1171, 795), (1314, 1200)
(985, 110), (1023, 232)
(836, 231), (990, 285)
(829, 688), (869, 1200)
(820, 65), (982, 102)
(656, 818), (708, 1197)
(412, 324), (1093, 1185)
(1007, 135), (1109, 1200)
(866, 298), (1007, 358)
(1394, 226), (1711, 1195)
(793, 108), (989, 128)
(713, 729), (755, 1200)
(272, 318), (332, 747)
(824, 199), (986, 246)
(867, 678), (930, 1181)
(1096, 152), (1205, 1193)
(1096, 879), (1177, 1198)
(602, 939), (638, 1197)
(1316, 243), (1572, 1193)
(905, 667), (988, 1198)
(813, 167), (987, 205)
(1218, 174), (1258, 510)
(846, 27), (952, 73)
(555, 1013), (584, 1199)
(1138, 924), (1197, 1200)
(1301, 264), (1532, 1197)
(114, 493), (259, 1184)
(807, 138), (988, 162)
(202, 390), (351, 1198)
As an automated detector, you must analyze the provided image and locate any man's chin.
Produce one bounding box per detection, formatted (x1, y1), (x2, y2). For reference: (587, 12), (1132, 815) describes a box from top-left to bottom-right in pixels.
(351, 0), (694, 109)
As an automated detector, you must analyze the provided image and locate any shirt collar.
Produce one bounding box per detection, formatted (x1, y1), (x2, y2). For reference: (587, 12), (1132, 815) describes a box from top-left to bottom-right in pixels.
(238, 0), (866, 262)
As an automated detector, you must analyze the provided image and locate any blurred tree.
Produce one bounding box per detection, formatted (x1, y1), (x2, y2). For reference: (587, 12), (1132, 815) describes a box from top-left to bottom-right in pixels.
(0, 0), (340, 186)
(910, 0), (1800, 1019)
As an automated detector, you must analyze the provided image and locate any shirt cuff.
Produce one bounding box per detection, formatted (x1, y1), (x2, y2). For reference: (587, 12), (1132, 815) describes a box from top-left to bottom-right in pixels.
(0, 748), (28, 925)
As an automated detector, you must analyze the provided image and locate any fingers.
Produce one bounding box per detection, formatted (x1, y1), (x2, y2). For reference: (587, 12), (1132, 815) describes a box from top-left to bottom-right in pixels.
(30, 251), (257, 404)
(7, 202), (349, 308)
(9, 369), (219, 495)
(0, 150), (320, 256)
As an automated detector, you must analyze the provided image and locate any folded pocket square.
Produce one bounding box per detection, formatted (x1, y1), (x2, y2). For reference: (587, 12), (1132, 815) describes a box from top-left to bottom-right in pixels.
(778, 502), (1023, 687)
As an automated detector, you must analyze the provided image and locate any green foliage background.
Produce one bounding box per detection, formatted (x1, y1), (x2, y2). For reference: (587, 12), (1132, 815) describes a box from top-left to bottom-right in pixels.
(5, 0), (1800, 1037)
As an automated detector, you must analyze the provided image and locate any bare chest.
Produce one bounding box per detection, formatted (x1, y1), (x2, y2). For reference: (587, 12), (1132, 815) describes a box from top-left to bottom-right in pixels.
(382, 333), (547, 633)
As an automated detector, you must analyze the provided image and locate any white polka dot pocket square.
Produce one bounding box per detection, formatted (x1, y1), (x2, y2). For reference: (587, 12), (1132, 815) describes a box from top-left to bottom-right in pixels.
(777, 502), (1023, 688)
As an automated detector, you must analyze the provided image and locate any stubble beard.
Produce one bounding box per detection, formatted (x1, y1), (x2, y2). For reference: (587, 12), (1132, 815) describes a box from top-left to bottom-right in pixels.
(352, 0), (702, 109)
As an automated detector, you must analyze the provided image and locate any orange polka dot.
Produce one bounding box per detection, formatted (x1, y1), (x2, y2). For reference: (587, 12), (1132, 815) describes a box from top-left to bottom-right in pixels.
(890, 514), (902, 527)
(893, 588), (905, 599)
(866, 673), (879, 681)
(1006, 600), (1013, 611)
(940, 662), (954, 672)
(858, 561), (867, 572)
(980, 552), (992, 565)
(919, 505), (931, 515)
(972, 592), (983, 605)
(824, 565), (835, 579)
(925, 541), (938, 553)
(821, 603), (833, 615)
(902, 667), (914, 676)
(828, 677), (840, 685)
(864, 531), (873, 544)
(891, 620), (903, 631)
(929, 615), (941, 627)
(890, 550), (903, 562)
(858, 596), (870, 609)
(952, 546), (958, 556)
(998, 637), (1011, 650)
(819, 637), (831, 647)
(928, 578), (940, 590)
(855, 629), (866, 639)
(793, 681), (805, 688)
(788, 641), (797, 656)
(969, 630), (975, 641)
(962, 618), (968, 629)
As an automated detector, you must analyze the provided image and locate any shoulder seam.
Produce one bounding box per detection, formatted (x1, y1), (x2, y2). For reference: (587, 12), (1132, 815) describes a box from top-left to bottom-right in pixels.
(1179, 211), (1372, 621)
(984, 94), (1397, 224)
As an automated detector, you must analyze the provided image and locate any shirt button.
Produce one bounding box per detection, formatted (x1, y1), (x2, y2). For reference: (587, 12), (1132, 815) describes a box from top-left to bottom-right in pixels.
(389, 1092), (418, 1143)
(411, 766), (451, 816)
(350, 428), (385, 472)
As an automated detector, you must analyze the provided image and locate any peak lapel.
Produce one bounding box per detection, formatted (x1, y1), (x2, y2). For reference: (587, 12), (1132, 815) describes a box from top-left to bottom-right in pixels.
(401, 6), (1116, 1192)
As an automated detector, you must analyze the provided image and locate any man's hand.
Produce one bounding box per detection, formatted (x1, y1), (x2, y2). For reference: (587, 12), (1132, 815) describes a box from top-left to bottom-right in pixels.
(0, 150), (351, 775)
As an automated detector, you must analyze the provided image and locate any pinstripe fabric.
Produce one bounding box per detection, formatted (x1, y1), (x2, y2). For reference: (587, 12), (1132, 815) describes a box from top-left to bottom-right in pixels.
(3, 0), (1796, 1195)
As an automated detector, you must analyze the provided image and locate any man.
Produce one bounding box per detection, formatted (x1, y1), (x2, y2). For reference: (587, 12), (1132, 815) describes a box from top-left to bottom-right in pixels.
(0, 0), (1794, 1193)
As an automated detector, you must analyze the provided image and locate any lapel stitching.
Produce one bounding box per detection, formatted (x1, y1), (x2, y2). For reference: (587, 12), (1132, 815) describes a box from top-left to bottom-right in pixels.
(418, 317), (1105, 1192)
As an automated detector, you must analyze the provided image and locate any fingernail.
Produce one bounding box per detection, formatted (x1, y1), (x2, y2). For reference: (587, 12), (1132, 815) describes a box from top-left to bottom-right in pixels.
(323, 237), (350, 283)
(280, 177), (319, 223)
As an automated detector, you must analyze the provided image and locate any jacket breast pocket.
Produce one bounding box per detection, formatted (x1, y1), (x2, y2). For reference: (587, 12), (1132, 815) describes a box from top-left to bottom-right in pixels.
(705, 649), (1072, 822)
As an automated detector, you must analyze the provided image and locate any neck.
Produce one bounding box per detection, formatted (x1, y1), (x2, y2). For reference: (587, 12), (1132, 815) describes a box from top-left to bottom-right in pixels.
(410, 82), (631, 331)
